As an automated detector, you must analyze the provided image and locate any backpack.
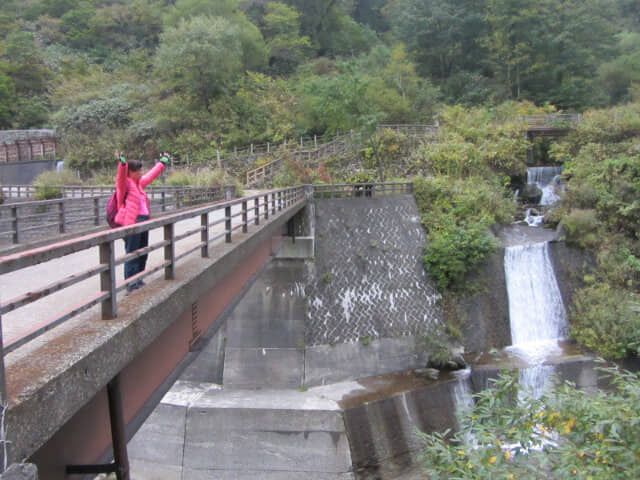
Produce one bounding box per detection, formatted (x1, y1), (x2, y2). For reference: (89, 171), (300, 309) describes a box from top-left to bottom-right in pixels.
(106, 191), (125, 228)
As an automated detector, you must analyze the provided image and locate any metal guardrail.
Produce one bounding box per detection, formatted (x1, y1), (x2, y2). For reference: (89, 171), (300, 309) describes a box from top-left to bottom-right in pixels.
(521, 114), (581, 127)
(313, 182), (413, 198)
(0, 184), (222, 199)
(0, 186), (305, 357)
(0, 186), (235, 246)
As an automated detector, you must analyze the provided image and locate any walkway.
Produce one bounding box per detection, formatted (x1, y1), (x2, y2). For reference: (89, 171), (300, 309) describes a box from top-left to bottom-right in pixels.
(1, 207), (223, 347)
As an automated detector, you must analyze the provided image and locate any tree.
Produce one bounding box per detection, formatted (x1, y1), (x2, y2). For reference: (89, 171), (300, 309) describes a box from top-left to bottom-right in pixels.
(0, 73), (15, 128)
(420, 367), (640, 479)
(389, 0), (487, 81)
(154, 16), (245, 107)
(261, 2), (312, 74)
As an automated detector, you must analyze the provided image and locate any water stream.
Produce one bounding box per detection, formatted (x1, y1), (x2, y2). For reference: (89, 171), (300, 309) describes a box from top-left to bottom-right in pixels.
(525, 166), (562, 226)
(527, 166), (562, 206)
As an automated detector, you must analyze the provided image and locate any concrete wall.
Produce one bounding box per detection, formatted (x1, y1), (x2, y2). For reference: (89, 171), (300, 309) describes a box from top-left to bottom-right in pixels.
(0, 159), (57, 185)
(306, 196), (443, 346)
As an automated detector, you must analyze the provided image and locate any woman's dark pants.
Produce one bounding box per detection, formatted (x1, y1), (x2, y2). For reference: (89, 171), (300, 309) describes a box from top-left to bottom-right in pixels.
(124, 215), (150, 287)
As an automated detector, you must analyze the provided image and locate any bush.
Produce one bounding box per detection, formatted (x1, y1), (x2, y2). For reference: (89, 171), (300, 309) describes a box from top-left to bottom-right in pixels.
(569, 284), (640, 359)
(423, 220), (498, 290)
(420, 367), (640, 479)
(32, 168), (80, 200)
(560, 209), (602, 249)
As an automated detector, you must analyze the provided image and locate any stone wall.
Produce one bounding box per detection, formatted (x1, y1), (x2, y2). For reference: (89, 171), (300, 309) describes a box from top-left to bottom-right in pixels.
(0, 131), (56, 163)
(305, 195), (443, 346)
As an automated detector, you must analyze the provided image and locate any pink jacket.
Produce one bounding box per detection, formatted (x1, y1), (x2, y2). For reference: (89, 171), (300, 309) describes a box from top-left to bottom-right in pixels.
(114, 161), (165, 226)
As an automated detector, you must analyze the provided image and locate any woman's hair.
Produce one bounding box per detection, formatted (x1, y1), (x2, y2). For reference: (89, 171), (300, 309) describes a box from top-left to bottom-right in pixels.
(127, 159), (143, 172)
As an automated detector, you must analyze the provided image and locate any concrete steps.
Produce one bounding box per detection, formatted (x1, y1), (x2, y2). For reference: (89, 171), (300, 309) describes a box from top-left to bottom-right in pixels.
(128, 382), (354, 479)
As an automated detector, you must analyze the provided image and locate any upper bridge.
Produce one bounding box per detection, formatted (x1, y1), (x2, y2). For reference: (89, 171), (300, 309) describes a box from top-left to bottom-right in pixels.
(0, 182), (411, 479)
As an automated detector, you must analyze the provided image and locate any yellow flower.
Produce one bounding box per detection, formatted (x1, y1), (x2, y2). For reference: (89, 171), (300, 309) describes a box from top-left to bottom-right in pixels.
(457, 450), (466, 456)
(488, 456), (497, 464)
(504, 450), (511, 460)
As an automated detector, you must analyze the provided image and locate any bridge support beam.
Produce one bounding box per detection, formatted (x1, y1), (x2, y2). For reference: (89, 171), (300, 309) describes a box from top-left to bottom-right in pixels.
(65, 374), (130, 480)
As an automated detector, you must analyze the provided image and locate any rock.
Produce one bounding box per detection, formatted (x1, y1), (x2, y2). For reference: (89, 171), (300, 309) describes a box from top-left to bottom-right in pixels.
(519, 184), (543, 204)
(1, 464), (38, 480)
(413, 368), (440, 380)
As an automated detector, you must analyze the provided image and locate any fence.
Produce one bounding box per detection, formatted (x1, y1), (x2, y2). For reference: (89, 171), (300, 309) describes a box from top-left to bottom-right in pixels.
(0, 186), (234, 246)
(313, 182), (413, 198)
(0, 186), (305, 356)
(521, 114), (582, 127)
(0, 184), (223, 199)
(377, 124), (439, 136)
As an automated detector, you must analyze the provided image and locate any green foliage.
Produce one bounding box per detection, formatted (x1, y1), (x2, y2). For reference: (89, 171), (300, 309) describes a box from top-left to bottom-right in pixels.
(420, 367), (640, 479)
(414, 175), (514, 290)
(569, 284), (640, 359)
(154, 16), (247, 107)
(422, 220), (498, 290)
(32, 168), (79, 200)
(549, 102), (640, 359)
(560, 209), (602, 249)
(166, 167), (240, 189)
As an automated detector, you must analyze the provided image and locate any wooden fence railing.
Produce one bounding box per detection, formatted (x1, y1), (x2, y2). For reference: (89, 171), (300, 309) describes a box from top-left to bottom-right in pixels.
(0, 186), (235, 246)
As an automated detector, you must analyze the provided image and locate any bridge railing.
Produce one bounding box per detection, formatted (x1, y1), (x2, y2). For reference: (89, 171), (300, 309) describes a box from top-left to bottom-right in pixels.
(521, 114), (581, 127)
(0, 186), (305, 357)
(0, 186), (235, 246)
(313, 182), (413, 198)
(0, 184), (225, 200)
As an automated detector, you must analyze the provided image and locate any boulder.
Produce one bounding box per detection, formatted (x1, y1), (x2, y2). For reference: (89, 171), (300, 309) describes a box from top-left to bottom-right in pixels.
(519, 184), (543, 204)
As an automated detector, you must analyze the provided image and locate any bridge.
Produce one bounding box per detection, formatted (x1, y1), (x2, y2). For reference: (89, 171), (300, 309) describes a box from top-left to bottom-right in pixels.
(0, 182), (432, 479)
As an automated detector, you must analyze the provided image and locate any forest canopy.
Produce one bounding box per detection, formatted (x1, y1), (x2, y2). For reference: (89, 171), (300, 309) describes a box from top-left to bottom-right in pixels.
(1, 0), (639, 168)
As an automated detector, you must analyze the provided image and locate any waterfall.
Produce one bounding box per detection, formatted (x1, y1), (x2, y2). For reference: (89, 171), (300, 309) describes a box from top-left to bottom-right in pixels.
(504, 242), (567, 364)
(518, 365), (555, 401)
(527, 166), (562, 206)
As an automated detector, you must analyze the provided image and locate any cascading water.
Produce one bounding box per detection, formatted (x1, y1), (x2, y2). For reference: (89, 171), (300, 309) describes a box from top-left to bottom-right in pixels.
(527, 166), (562, 206)
(504, 241), (567, 395)
(524, 166), (563, 226)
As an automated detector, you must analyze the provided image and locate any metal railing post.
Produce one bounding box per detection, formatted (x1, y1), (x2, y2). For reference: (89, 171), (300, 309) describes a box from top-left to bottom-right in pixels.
(94, 197), (100, 226)
(201, 213), (209, 257)
(225, 205), (232, 243)
(277, 191), (282, 211)
(242, 201), (248, 233)
(107, 374), (130, 480)
(164, 223), (175, 280)
(161, 191), (166, 212)
(58, 200), (66, 234)
(271, 193), (276, 215)
(100, 240), (117, 319)
(0, 305), (7, 441)
(11, 205), (19, 244)
(254, 198), (259, 225)
(264, 195), (269, 219)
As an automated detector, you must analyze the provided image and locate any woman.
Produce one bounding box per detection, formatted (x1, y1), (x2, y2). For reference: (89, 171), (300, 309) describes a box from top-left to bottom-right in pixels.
(114, 151), (171, 291)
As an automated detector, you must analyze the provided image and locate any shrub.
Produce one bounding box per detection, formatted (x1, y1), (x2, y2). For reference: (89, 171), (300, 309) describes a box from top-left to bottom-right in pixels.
(32, 168), (80, 200)
(420, 367), (640, 479)
(560, 208), (602, 249)
(423, 220), (498, 290)
(569, 284), (640, 359)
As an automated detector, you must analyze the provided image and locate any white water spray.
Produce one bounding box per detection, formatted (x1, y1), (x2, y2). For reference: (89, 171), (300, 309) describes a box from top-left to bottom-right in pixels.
(504, 242), (567, 365)
(527, 166), (562, 206)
